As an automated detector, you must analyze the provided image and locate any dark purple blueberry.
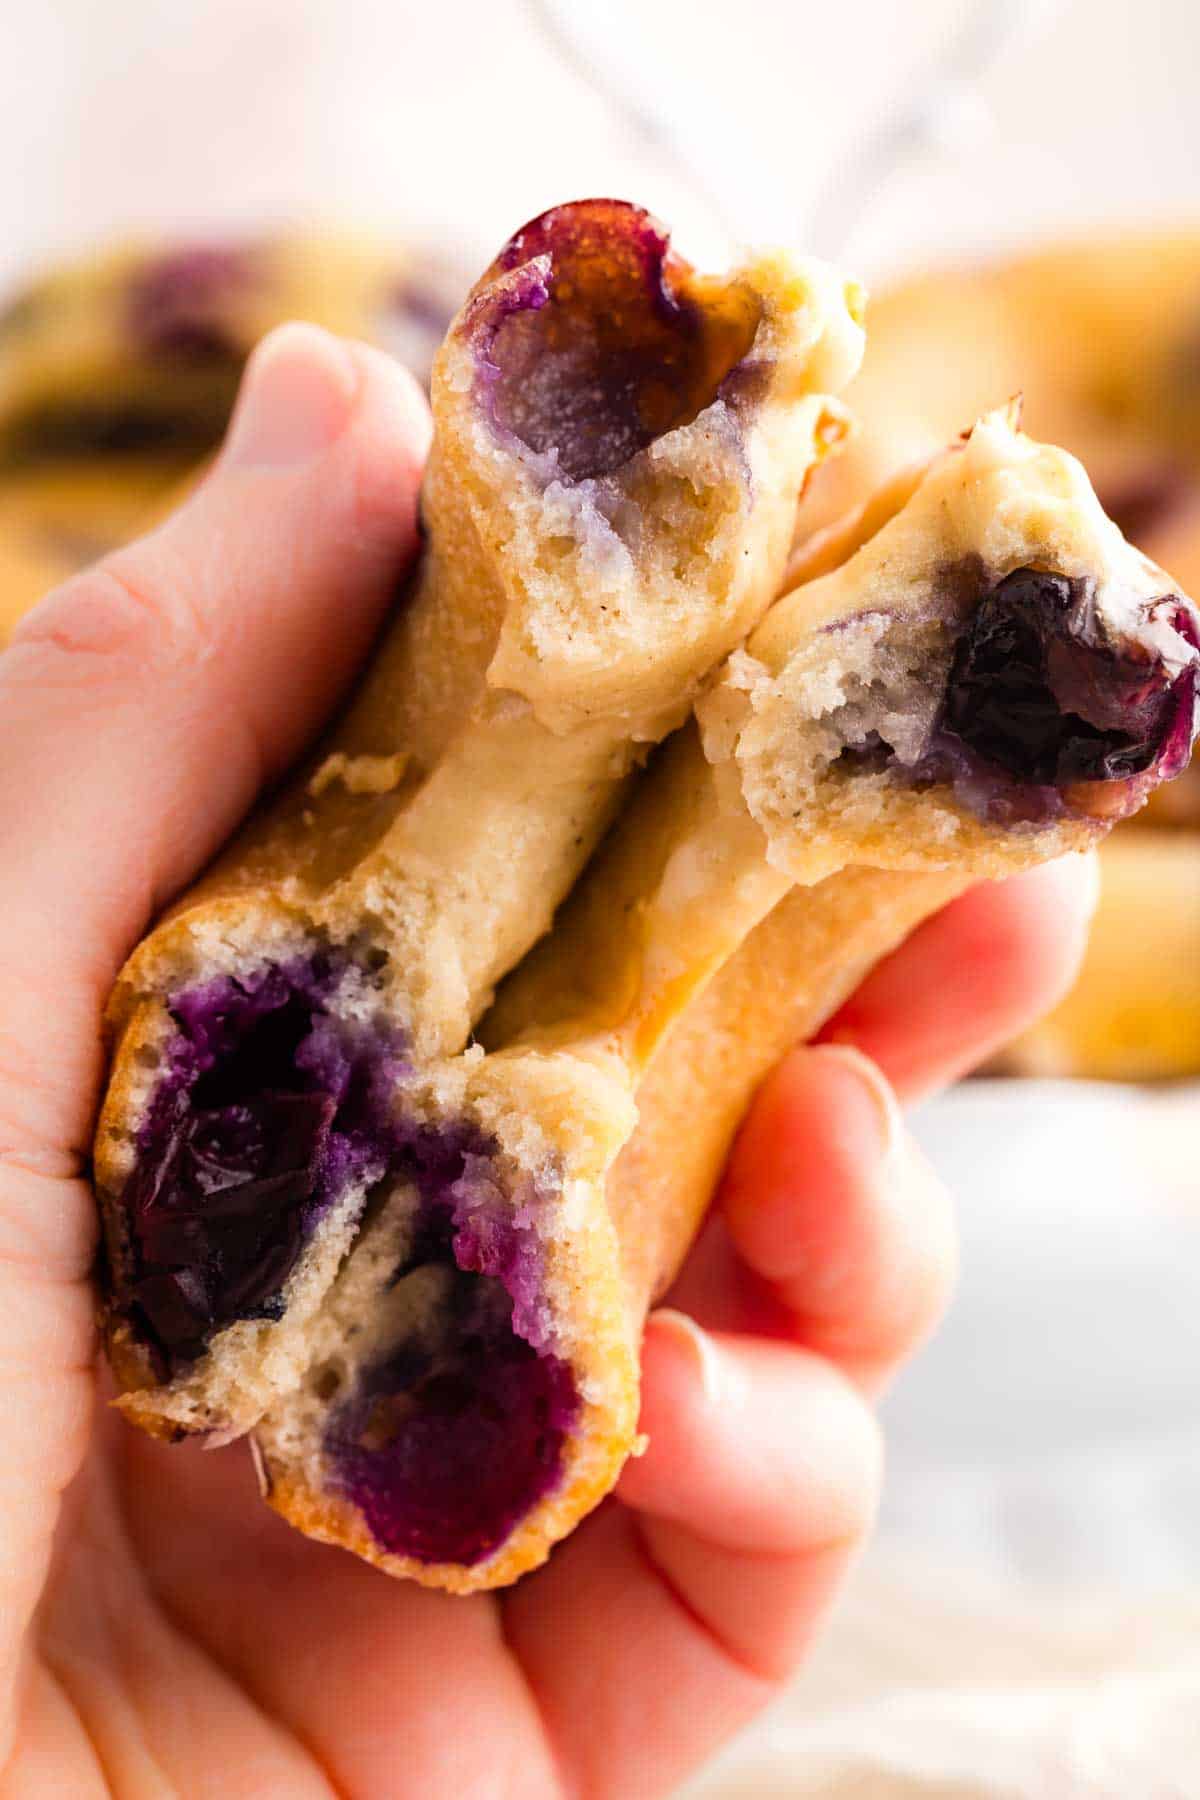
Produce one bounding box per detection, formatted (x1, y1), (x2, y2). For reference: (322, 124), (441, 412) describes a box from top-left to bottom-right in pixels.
(118, 955), (576, 1552)
(829, 568), (1199, 824)
(936, 569), (1199, 791)
(322, 1139), (573, 1565)
(325, 1265), (577, 1568)
(469, 198), (761, 482)
(126, 246), (254, 364)
(118, 956), (410, 1375)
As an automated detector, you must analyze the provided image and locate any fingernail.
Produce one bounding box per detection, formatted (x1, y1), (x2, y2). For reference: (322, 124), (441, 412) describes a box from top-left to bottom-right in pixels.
(806, 1043), (901, 1161)
(646, 1308), (724, 1406)
(225, 323), (358, 468)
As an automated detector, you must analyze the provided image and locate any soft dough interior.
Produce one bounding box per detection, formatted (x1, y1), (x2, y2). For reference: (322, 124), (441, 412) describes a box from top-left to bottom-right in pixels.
(115, 950), (581, 1563)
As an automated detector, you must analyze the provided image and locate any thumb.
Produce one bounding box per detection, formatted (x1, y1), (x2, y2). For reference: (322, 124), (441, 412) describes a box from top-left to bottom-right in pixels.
(0, 325), (428, 1721)
(0, 321), (429, 1158)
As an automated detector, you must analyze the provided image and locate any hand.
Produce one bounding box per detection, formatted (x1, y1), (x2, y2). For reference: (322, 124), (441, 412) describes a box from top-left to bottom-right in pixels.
(0, 326), (1096, 1798)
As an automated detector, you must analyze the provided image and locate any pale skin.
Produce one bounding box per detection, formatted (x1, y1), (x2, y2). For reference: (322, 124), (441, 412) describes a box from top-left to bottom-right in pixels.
(0, 326), (1097, 1798)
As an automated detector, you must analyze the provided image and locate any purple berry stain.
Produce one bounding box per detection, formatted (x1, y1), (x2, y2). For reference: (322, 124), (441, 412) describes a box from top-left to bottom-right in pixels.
(126, 245), (254, 363)
(324, 1189), (578, 1568)
(467, 198), (762, 482)
(842, 566), (1200, 824)
(116, 952), (580, 1563)
(120, 955), (409, 1374)
(932, 570), (1199, 811)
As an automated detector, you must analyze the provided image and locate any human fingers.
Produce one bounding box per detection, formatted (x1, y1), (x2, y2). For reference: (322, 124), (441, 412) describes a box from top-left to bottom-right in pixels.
(0, 322), (429, 1158)
(817, 855), (1099, 1103)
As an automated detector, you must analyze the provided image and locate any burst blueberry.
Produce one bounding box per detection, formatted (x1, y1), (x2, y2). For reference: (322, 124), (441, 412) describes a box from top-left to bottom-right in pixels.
(121, 956), (408, 1374)
(936, 568), (1198, 790)
(469, 198), (762, 482)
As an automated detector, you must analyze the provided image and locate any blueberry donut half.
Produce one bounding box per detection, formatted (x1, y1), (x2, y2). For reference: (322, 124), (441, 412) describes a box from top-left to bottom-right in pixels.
(93, 199), (865, 1445)
(248, 413), (1198, 1591)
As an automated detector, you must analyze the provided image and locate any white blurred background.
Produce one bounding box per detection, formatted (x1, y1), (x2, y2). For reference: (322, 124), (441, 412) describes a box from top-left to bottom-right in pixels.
(4, 0), (1200, 285)
(3, 2), (1199, 1791)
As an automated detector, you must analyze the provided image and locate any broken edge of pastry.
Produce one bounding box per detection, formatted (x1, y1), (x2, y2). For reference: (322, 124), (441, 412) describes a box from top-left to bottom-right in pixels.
(444, 197), (864, 736)
(699, 406), (1200, 885)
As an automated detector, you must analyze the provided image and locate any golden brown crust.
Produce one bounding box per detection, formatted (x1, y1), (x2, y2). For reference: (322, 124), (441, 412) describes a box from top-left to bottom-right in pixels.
(254, 1045), (643, 1590)
(80, 221), (1200, 1586)
(608, 867), (969, 1313)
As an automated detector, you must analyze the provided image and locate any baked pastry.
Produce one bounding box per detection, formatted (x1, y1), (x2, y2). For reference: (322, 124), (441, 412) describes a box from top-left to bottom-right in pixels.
(0, 230), (457, 468)
(789, 239), (1200, 1078)
(247, 409), (1199, 1591)
(793, 232), (1200, 831)
(93, 199), (865, 1445)
(793, 234), (1200, 566)
(0, 230), (462, 639)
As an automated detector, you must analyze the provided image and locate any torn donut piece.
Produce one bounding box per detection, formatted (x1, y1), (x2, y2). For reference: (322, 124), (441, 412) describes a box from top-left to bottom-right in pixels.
(699, 408), (1200, 883)
(252, 414), (1198, 1591)
(447, 198), (863, 737)
(254, 1053), (638, 1589)
(94, 199), (865, 1444)
(115, 953), (410, 1386)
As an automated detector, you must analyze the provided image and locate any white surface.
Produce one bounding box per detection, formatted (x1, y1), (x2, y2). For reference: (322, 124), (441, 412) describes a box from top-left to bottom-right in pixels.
(689, 1080), (1200, 1797)
(888, 1080), (1200, 1586)
(2, 0), (1199, 290)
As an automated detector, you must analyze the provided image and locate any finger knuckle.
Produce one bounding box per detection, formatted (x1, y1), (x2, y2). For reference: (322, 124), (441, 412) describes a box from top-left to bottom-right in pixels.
(10, 557), (210, 681)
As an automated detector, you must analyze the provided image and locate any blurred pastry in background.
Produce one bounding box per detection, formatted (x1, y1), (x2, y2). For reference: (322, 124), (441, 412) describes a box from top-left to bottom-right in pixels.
(0, 231), (460, 638)
(795, 232), (1200, 1079)
(997, 831), (1200, 1081)
(0, 466), (122, 626)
